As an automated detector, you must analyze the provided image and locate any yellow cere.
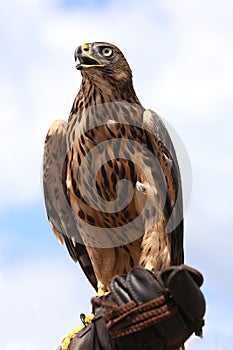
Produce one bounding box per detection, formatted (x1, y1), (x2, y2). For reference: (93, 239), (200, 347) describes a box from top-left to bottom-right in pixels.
(82, 43), (89, 52)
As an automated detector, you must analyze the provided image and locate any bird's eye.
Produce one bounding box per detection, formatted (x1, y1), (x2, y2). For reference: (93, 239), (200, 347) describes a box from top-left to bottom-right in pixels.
(101, 47), (113, 57)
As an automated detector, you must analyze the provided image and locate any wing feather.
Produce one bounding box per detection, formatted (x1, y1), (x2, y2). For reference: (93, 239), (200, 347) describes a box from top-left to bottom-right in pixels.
(143, 110), (184, 265)
(43, 120), (98, 290)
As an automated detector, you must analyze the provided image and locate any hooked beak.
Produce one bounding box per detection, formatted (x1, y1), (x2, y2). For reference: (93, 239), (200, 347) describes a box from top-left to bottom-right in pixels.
(74, 43), (102, 70)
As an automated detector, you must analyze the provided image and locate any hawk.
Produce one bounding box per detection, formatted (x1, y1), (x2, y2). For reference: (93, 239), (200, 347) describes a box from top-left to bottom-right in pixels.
(43, 42), (183, 294)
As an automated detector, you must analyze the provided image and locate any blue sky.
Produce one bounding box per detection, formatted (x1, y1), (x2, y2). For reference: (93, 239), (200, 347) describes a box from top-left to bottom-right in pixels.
(59, 0), (109, 9)
(0, 0), (233, 349)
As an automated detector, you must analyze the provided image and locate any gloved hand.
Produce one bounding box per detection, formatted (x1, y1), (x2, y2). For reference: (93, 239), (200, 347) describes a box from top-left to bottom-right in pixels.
(61, 265), (205, 350)
(94, 265), (205, 349)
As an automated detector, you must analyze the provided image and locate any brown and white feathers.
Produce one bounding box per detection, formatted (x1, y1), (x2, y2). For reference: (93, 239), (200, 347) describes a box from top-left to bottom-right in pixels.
(43, 42), (183, 292)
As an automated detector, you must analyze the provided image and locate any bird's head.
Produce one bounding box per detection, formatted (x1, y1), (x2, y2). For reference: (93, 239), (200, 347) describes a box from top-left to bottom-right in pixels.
(74, 42), (132, 85)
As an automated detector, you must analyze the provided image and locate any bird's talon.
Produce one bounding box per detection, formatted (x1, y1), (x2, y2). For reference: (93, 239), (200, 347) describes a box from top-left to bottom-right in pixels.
(97, 286), (107, 296)
(82, 313), (95, 325)
(60, 313), (94, 350)
(60, 325), (84, 350)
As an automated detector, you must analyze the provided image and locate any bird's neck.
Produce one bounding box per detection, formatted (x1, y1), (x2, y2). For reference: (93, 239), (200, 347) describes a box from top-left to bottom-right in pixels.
(70, 75), (140, 115)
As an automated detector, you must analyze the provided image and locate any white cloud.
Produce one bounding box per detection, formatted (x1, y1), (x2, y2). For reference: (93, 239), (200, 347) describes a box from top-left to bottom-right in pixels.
(0, 258), (94, 350)
(0, 0), (232, 213)
(0, 345), (32, 350)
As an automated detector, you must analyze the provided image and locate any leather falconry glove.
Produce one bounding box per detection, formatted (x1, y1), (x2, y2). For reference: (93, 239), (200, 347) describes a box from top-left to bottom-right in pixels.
(60, 265), (205, 350)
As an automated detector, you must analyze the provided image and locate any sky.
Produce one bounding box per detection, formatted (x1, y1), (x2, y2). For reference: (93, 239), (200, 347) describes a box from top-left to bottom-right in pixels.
(0, 0), (233, 349)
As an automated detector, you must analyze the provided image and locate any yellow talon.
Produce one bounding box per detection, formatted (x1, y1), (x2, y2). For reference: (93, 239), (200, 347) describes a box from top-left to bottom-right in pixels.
(145, 263), (154, 270)
(83, 313), (95, 324)
(60, 325), (84, 350)
(97, 282), (111, 296)
(60, 313), (94, 350)
(97, 286), (107, 296)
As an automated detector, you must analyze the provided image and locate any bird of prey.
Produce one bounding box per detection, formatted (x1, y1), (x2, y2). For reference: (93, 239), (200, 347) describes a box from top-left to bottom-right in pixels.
(43, 42), (183, 294)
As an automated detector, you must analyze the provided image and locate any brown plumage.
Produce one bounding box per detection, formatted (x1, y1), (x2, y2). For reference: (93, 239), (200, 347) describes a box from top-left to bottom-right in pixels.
(43, 42), (183, 292)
